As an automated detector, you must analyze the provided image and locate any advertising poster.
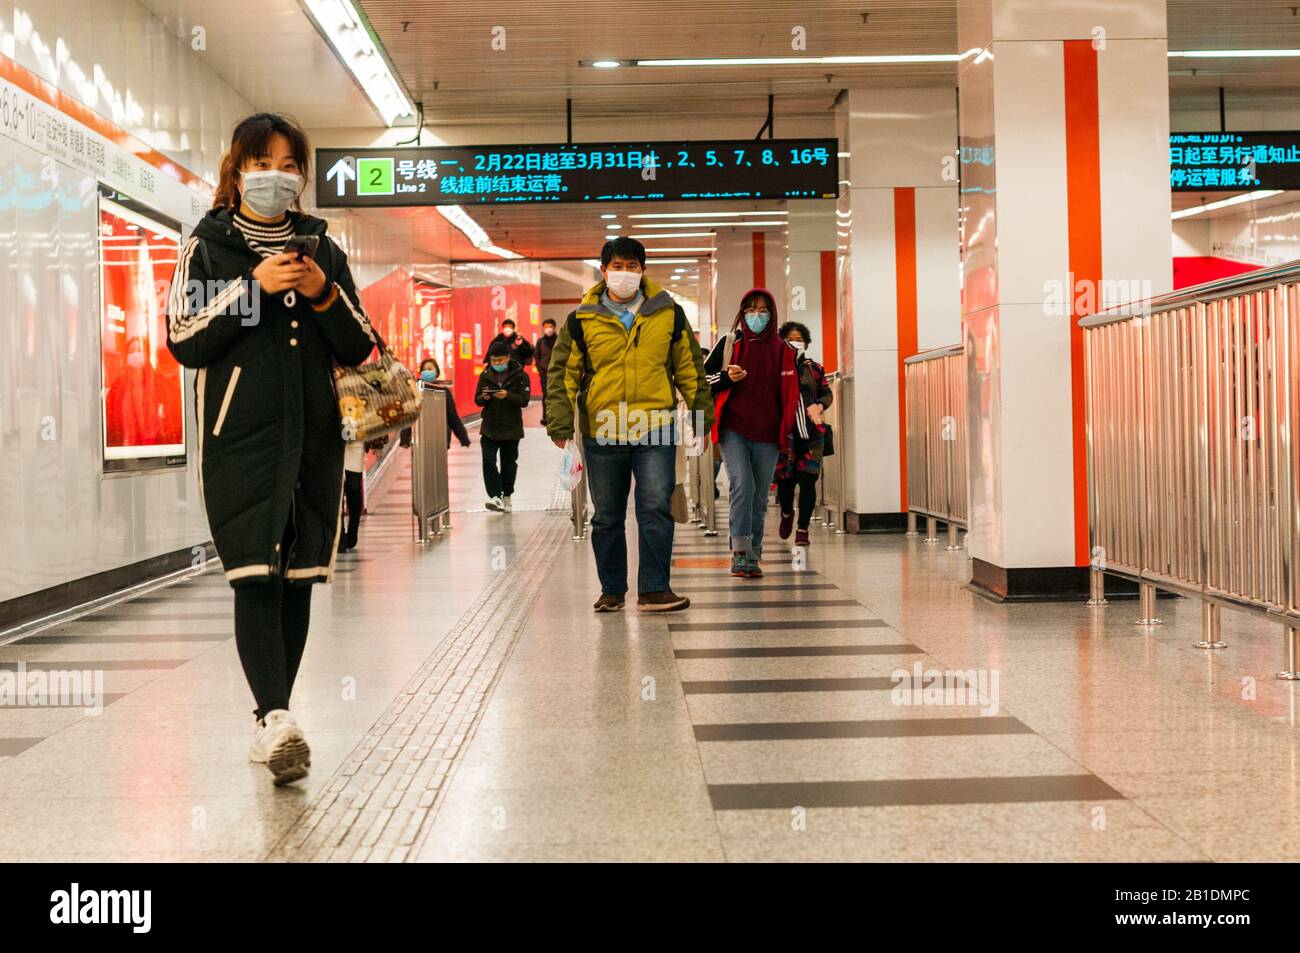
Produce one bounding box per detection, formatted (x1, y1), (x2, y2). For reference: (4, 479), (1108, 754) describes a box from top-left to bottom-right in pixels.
(97, 191), (186, 472)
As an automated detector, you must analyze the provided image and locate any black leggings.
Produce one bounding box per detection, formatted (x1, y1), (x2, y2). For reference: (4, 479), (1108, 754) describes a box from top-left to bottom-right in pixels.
(233, 518), (313, 720)
(343, 470), (363, 545)
(776, 471), (819, 530)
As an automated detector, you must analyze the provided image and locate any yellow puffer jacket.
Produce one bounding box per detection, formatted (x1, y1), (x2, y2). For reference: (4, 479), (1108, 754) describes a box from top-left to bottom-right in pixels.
(544, 278), (714, 443)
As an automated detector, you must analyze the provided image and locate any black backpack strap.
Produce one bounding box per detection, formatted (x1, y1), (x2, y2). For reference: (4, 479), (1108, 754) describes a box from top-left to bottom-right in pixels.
(566, 312), (585, 354)
(671, 304), (687, 344)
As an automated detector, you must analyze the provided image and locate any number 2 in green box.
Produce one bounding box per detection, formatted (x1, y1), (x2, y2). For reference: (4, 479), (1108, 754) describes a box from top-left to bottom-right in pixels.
(357, 158), (394, 195)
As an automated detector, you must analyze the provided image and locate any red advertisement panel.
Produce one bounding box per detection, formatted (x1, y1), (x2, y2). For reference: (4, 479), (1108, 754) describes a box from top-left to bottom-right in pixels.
(98, 196), (186, 471)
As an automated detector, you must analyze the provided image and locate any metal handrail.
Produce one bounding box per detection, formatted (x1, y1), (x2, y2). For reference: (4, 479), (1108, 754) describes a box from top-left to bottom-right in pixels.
(412, 385), (451, 542)
(1082, 263), (1300, 673)
(817, 373), (846, 533)
(903, 345), (967, 548)
(681, 402), (718, 536)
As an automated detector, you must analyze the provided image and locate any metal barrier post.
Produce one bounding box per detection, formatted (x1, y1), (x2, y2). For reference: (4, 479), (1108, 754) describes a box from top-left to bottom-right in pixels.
(412, 386), (450, 543)
(1135, 581), (1161, 626)
(924, 516), (938, 543)
(946, 521), (960, 551)
(906, 511), (919, 537)
(1279, 625), (1300, 679)
(1195, 601), (1225, 649)
(700, 435), (718, 537)
(1087, 567), (1108, 607)
(571, 467), (588, 541)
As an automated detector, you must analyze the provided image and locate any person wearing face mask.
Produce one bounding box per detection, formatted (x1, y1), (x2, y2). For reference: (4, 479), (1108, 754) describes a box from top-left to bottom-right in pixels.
(774, 321), (833, 548)
(166, 112), (378, 786)
(544, 237), (713, 613)
(415, 357), (470, 449)
(486, 318), (535, 368)
(475, 340), (531, 512)
(534, 317), (559, 424)
(703, 289), (801, 578)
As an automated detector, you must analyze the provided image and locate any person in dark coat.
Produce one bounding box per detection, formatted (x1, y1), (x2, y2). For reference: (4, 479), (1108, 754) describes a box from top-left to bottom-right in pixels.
(415, 357), (470, 449)
(485, 318), (534, 367)
(535, 317), (558, 424)
(474, 339), (530, 512)
(773, 321), (833, 548)
(166, 113), (376, 786)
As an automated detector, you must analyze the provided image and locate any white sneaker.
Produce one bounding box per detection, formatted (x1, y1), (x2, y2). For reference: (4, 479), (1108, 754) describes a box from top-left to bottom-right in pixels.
(485, 496), (504, 512)
(501, 496), (512, 512)
(249, 709), (311, 786)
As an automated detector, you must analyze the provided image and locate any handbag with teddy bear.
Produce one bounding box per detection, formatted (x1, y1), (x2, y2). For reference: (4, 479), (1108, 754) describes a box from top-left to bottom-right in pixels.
(334, 336), (422, 442)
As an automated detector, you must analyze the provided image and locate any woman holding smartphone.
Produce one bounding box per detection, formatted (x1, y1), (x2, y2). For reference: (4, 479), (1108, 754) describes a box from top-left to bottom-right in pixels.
(704, 288), (801, 578)
(167, 112), (377, 786)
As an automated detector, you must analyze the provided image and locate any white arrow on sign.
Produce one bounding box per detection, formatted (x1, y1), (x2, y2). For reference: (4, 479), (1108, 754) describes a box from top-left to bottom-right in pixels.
(326, 157), (357, 197)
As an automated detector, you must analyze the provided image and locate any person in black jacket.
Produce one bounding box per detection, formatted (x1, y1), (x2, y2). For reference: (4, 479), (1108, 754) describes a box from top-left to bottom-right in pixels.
(535, 318), (558, 425)
(475, 340), (530, 512)
(415, 357), (471, 449)
(166, 113), (376, 786)
(485, 318), (534, 367)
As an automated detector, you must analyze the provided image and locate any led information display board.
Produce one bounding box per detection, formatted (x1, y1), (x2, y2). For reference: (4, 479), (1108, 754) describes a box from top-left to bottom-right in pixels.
(1170, 131), (1300, 191)
(315, 138), (839, 207)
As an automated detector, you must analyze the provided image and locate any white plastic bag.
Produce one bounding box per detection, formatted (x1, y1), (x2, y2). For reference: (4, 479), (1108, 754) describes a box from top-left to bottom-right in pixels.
(558, 438), (584, 493)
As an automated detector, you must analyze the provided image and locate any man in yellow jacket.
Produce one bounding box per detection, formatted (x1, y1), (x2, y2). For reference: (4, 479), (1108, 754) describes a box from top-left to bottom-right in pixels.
(546, 237), (714, 612)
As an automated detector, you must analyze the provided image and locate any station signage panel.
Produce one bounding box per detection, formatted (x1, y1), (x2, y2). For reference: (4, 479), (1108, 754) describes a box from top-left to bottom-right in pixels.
(1170, 131), (1300, 191)
(315, 138), (839, 207)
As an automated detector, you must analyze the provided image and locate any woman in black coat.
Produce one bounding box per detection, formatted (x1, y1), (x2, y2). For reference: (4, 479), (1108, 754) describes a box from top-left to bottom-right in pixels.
(167, 113), (376, 786)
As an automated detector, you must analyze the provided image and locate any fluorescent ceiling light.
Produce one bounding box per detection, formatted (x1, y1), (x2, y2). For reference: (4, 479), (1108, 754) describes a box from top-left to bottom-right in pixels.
(302, 0), (414, 126)
(636, 232), (717, 239)
(626, 211), (787, 219)
(1171, 190), (1283, 220)
(633, 221), (785, 229)
(436, 206), (520, 258)
(600, 213), (618, 219)
(1168, 49), (1300, 58)
(605, 223), (622, 229)
(631, 54), (959, 67)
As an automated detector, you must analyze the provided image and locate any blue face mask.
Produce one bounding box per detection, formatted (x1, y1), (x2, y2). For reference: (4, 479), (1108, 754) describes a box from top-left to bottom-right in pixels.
(744, 310), (770, 334)
(490, 362), (509, 373)
(420, 369), (438, 383)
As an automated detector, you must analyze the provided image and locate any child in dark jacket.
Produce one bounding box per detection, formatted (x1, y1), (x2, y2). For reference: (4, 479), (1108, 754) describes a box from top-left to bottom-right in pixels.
(475, 339), (531, 512)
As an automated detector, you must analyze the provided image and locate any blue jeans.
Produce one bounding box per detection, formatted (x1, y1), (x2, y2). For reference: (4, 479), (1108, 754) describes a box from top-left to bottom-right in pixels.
(582, 437), (676, 595)
(718, 428), (781, 557)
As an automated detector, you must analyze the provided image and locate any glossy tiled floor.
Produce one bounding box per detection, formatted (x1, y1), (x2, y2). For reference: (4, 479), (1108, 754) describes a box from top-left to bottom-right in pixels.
(3, 407), (1299, 861)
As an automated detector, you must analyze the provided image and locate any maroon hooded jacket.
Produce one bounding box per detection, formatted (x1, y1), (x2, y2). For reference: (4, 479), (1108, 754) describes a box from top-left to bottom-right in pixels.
(703, 287), (801, 454)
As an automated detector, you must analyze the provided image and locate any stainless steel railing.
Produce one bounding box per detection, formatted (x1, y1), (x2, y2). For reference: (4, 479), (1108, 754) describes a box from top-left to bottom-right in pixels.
(903, 344), (968, 549)
(681, 403), (719, 536)
(1081, 259), (1300, 672)
(411, 385), (451, 542)
(817, 373), (847, 533)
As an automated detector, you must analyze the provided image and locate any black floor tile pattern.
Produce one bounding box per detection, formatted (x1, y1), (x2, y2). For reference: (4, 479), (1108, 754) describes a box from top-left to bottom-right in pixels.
(663, 548), (1133, 830)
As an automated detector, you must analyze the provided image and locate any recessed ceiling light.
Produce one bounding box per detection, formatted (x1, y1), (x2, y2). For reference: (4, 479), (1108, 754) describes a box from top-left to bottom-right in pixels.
(592, 60), (623, 68)
(601, 213), (618, 219)
(605, 223), (622, 229)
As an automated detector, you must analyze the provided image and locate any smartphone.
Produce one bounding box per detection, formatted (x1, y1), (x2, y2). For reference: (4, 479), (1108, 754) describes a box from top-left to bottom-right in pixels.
(284, 235), (320, 261)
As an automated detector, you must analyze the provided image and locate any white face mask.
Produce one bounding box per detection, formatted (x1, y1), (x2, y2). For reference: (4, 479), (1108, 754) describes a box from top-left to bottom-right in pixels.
(604, 269), (641, 299)
(790, 340), (807, 352)
(240, 169), (302, 218)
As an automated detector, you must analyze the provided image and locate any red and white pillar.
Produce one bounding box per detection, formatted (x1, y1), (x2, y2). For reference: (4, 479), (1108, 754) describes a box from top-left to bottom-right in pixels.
(837, 87), (962, 527)
(958, 0), (1172, 598)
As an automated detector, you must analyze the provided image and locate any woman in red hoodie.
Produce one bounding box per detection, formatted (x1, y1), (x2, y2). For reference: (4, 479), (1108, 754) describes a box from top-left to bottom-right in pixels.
(704, 288), (800, 578)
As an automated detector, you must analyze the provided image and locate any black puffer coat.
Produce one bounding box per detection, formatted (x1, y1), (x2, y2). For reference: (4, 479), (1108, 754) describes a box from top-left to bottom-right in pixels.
(473, 359), (531, 440)
(166, 208), (377, 587)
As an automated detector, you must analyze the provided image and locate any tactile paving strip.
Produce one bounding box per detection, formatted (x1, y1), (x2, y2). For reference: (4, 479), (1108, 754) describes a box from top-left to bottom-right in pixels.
(266, 513), (569, 862)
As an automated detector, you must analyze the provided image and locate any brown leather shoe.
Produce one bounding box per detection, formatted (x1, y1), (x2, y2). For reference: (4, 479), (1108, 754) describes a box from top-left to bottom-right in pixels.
(637, 590), (690, 612)
(594, 593), (626, 612)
